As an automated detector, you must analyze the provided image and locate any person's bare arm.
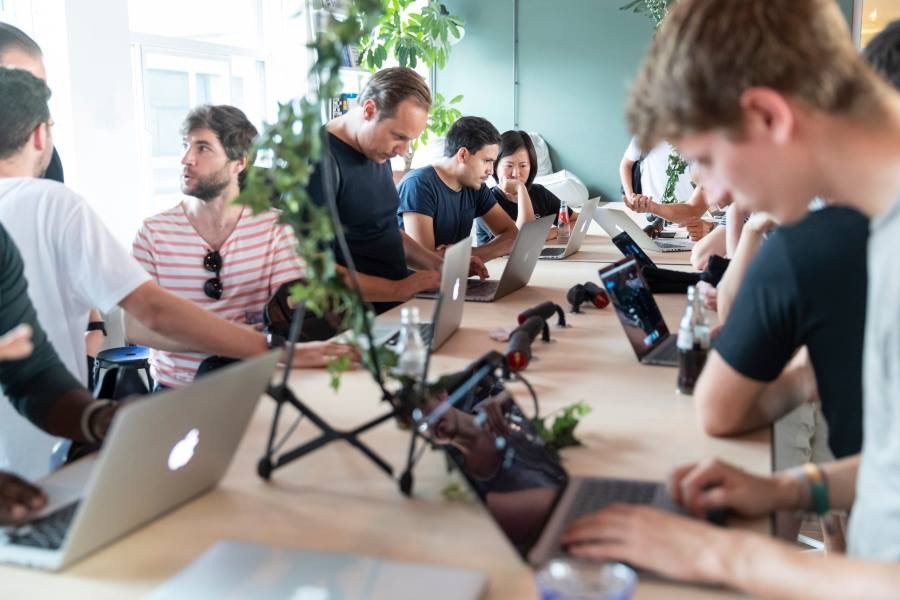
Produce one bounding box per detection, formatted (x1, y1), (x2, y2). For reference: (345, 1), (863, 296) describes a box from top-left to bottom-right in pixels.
(508, 181), (536, 230)
(336, 264), (441, 302)
(400, 230), (443, 271)
(473, 204), (518, 261)
(120, 281), (268, 357)
(716, 213), (776, 321)
(626, 186), (707, 224)
(561, 456), (870, 598)
(690, 225), (726, 271)
(725, 204), (751, 257)
(619, 156), (638, 199)
(693, 349), (815, 436)
(401, 212), (437, 254)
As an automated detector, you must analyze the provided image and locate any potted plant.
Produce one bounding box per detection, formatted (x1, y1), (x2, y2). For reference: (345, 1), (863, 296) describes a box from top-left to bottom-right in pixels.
(359, 0), (465, 172)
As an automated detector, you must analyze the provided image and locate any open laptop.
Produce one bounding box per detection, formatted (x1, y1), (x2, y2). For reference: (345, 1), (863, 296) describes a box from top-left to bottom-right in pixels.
(148, 539), (488, 600)
(378, 237), (471, 350)
(598, 258), (678, 367)
(414, 379), (686, 568)
(421, 214), (553, 303)
(538, 197), (600, 260)
(0, 351), (280, 571)
(594, 206), (693, 253)
(610, 230), (657, 269)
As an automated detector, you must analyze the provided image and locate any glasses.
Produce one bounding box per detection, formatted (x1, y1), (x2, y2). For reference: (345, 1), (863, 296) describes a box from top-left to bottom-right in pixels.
(203, 250), (223, 300)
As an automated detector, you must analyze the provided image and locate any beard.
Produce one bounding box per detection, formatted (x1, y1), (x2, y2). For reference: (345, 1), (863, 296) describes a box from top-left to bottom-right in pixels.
(182, 167), (230, 201)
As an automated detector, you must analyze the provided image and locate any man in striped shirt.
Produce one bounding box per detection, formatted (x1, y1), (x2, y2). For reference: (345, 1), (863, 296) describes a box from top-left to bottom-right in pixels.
(131, 105), (354, 388)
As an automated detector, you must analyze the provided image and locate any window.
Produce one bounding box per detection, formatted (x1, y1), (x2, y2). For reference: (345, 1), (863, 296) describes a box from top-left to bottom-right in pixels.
(129, 0), (304, 216)
(854, 0), (900, 47)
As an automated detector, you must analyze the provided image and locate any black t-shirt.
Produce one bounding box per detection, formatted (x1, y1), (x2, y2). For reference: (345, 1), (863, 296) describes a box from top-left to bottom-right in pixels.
(475, 184), (564, 245)
(714, 206), (868, 457)
(307, 133), (408, 314)
(44, 147), (64, 183)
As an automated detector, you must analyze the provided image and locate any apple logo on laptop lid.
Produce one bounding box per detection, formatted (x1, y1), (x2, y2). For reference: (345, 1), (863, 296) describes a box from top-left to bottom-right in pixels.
(168, 428), (199, 471)
(452, 277), (461, 300)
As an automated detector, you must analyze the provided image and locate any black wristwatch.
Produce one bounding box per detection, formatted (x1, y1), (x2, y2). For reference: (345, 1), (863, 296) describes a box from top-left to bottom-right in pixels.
(87, 321), (107, 336)
(266, 331), (286, 349)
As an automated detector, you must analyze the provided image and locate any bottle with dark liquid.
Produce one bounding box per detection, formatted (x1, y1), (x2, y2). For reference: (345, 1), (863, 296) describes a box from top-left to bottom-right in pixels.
(676, 286), (710, 395)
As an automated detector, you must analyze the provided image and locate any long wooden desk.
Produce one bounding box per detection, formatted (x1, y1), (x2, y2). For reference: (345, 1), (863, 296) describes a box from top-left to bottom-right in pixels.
(0, 247), (768, 599)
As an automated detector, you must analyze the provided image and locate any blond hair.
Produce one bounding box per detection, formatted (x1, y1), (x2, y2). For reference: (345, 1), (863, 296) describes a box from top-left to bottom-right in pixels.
(627, 0), (885, 150)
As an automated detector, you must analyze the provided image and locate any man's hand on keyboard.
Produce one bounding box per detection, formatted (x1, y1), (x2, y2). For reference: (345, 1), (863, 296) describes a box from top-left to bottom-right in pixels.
(0, 471), (46, 524)
(468, 256), (488, 280)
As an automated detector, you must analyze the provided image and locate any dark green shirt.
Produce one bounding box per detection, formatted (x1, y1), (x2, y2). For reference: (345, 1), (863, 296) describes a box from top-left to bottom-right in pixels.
(0, 223), (81, 425)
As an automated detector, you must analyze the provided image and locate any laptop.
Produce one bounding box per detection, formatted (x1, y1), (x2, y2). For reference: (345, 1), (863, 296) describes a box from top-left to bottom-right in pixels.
(422, 214), (553, 303)
(414, 378), (686, 568)
(598, 258), (678, 367)
(148, 539), (488, 600)
(610, 230), (657, 269)
(378, 237), (471, 350)
(538, 197), (600, 260)
(594, 206), (693, 253)
(0, 351), (280, 571)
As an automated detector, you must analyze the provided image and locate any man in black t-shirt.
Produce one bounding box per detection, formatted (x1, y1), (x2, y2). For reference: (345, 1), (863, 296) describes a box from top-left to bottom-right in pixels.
(693, 206), (868, 458)
(307, 67), (486, 314)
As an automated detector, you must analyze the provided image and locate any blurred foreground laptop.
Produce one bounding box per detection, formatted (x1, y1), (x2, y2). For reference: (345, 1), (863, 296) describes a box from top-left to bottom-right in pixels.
(594, 206), (693, 253)
(148, 540), (488, 600)
(538, 197), (600, 260)
(0, 351), (280, 570)
(377, 237), (470, 350)
(598, 258), (678, 367)
(415, 379), (685, 567)
(438, 214), (553, 303)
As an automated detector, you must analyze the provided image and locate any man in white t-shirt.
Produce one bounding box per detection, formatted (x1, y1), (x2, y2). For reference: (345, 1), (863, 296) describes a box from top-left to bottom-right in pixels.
(132, 105), (354, 388)
(0, 69), (352, 479)
(620, 137), (694, 206)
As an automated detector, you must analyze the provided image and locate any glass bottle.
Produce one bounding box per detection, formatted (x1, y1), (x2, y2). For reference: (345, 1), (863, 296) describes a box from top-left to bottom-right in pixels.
(676, 286), (710, 395)
(556, 198), (571, 245)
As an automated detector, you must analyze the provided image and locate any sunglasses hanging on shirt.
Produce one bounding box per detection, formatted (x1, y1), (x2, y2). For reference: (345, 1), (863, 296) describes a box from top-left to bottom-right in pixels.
(203, 250), (223, 300)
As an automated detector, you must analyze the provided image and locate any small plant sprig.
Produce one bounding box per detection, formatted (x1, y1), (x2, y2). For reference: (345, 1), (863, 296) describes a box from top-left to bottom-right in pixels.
(238, 0), (385, 390)
(531, 401), (592, 456)
(662, 152), (689, 205)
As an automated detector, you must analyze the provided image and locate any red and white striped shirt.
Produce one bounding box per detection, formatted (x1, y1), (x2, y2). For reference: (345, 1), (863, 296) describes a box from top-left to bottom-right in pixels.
(132, 205), (303, 387)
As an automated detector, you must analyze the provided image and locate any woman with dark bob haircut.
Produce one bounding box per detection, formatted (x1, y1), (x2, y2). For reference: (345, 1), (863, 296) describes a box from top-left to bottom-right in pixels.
(475, 130), (570, 244)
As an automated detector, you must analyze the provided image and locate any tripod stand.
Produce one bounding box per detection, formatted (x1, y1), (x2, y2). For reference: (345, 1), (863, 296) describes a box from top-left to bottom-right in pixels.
(257, 301), (400, 481)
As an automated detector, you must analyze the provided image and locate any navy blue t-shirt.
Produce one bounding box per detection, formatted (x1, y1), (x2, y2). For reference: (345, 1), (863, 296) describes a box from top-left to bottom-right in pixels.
(307, 133), (408, 313)
(714, 206), (868, 458)
(397, 166), (496, 246)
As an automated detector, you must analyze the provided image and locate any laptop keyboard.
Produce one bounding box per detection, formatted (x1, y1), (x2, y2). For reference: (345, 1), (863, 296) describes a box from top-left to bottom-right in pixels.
(385, 323), (433, 347)
(567, 479), (659, 523)
(540, 247), (565, 258)
(4, 502), (79, 550)
(466, 279), (498, 299)
(646, 338), (679, 365)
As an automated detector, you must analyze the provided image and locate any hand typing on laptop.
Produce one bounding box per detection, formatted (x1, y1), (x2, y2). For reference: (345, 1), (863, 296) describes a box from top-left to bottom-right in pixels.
(0, 472), (47, 524)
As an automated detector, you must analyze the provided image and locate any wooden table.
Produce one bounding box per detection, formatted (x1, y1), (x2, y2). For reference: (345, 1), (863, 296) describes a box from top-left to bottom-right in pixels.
(1, 248), (768, 599)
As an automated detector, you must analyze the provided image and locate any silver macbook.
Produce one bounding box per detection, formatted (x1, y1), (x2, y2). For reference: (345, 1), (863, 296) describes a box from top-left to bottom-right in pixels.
(598, 258), (678, 367)
(594, 206), (693, 253)
(415, 383), (684, 568)
(0, 351), (280, 571)
(148, 539), (488, 600)
(539, 197), (600, 260)
(457, 214), (554, 303)
(378, 237), (471, 350)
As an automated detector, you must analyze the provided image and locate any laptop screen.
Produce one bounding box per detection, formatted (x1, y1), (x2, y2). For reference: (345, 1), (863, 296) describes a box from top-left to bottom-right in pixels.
(418, 374), (568, 560)
(599, 258), (670, 360)
(611, 231), (655, 269)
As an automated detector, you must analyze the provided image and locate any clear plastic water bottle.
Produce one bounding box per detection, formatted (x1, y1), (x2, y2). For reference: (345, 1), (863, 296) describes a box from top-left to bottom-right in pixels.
(676, 286), (710, 395)
(393, 307), (427, 381)
(556, 198), (571, 245)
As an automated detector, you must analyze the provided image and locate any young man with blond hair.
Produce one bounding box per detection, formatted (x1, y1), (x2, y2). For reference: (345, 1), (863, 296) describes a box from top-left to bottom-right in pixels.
(561, 1), (900, 596)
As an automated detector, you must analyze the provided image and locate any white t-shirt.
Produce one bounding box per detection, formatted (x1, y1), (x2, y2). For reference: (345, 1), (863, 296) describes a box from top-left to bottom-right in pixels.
(0, 177), (150, 479)
(623, 138), (694, 204)
(849, 198), (900, 560)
